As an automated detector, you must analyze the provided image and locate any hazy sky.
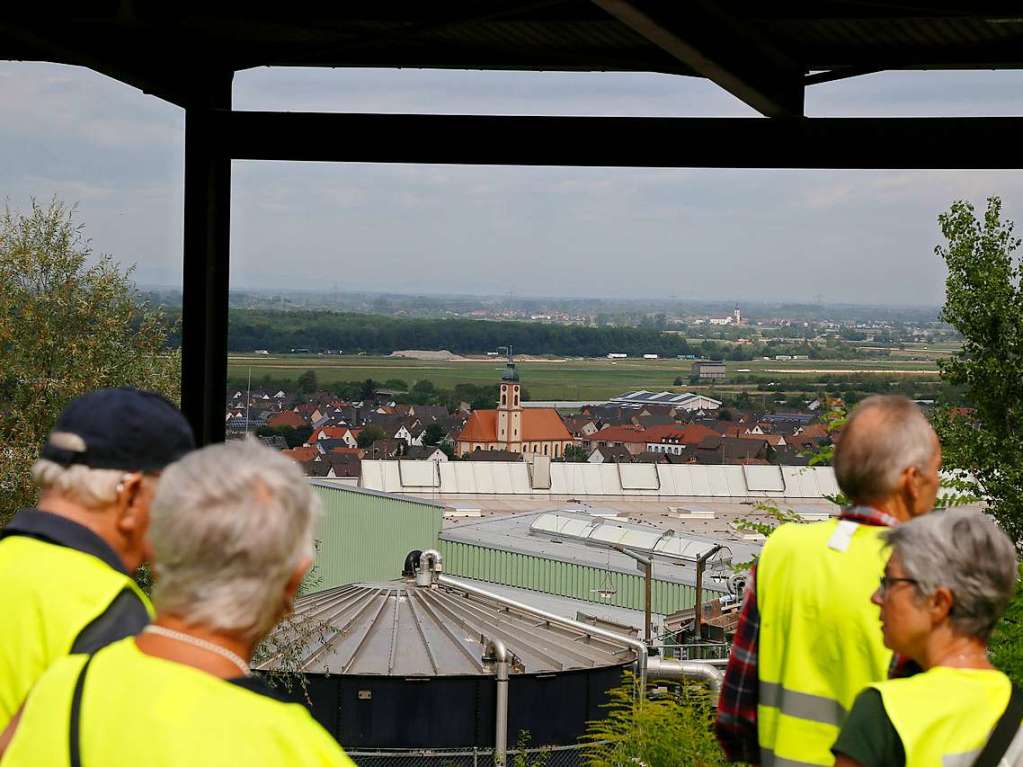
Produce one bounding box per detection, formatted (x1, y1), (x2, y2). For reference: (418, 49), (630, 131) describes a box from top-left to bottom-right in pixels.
(3, 61), (1023, 305)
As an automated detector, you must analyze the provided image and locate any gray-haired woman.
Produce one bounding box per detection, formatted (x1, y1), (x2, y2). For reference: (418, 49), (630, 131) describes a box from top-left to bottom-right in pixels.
(833, 509), (1020, 767)
(0, 439), (355, 766)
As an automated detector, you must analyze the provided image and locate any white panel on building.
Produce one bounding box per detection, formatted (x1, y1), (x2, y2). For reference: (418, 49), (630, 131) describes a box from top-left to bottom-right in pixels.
(687, 466), (713, 496)
(724, 466), (747, 496)
(449, 461), (477, 494)
(583, 465), (607, 495)
(397, 460), (440, 488)
(618, 463), (660, 491)
(474, 463), (496, 494)
(812, 467), (841, 498)
(706, 466), (731, 496)
(744, 465), (786, 492)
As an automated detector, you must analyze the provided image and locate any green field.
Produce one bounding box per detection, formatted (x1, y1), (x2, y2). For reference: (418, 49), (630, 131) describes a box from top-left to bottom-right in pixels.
(228, 353), (943, 401)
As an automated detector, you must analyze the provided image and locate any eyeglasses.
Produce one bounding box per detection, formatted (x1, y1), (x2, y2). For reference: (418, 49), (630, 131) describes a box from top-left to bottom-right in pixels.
(877, 575), (919, 597)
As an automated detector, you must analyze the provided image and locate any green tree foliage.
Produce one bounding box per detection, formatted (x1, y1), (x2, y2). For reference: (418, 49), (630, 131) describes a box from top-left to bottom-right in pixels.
(990, 566), (1023, 687)
(356, 425), (386, 449)
(581, 674), (726, 767)
(255, 425), (312, 448)
(296, 369), (318, 394)
(423, 423), (445, 446)
(563, 444), (590, 462)
(0, 200), (179, 523)
(932, 197), (1023, 545)
(223, 310), (695, 358)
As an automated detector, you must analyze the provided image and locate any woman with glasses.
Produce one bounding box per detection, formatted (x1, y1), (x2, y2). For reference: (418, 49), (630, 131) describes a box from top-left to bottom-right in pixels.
(832, 509), (1021, 767)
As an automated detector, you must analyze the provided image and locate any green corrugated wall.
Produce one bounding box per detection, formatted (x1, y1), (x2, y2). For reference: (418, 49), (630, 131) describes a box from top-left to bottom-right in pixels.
(439, 539), (700, 614)
(311, 483), (444, 589)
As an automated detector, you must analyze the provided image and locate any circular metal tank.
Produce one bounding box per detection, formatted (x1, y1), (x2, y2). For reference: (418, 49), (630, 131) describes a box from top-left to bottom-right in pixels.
(259, 578), (637, 749)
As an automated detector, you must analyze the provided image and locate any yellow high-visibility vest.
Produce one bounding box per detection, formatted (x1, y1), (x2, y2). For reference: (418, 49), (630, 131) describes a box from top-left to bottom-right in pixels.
(3, 637), (355, 767)
(757, 518), (892, 767)
(873, 666), (1023, 767)
(0, 535), (152, 730)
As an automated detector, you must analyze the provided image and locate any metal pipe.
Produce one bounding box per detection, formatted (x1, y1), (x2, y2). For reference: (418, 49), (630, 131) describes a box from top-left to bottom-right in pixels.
(438, 574), (648, 691)
(486, 639), (509, 767)
(646, 656), (724, 694)
(416, 549), (444, 587)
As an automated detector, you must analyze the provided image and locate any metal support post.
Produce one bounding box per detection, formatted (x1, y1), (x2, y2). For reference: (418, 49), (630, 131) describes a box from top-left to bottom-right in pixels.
(181, 74), (233, 445)
(694, 545), (724, 643)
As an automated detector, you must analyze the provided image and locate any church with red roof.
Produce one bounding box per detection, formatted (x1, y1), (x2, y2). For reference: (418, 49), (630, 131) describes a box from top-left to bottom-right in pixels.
(455, 358), (573, 459)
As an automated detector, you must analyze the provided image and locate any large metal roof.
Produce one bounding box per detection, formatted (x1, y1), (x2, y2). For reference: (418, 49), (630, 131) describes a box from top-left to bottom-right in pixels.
(4, 4), (1023, 111)
(259, 579), (637, 676)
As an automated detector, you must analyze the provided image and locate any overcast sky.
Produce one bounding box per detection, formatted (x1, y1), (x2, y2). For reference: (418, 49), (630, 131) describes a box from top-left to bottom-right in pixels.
(3, 62), (1023, 305)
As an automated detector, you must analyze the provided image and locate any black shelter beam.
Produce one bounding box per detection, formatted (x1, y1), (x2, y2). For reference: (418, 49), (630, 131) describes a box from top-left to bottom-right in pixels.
(181, 76), (233, 446)
(216, 111), (1023, 169)
(591, 0), (805, 118)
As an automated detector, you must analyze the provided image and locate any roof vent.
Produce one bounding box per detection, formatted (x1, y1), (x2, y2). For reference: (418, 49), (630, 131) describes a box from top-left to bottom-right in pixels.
(669, 507), (716, 520)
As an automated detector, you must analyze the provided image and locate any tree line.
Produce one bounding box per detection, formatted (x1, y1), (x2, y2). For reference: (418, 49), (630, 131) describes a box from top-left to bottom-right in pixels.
(212, 310), (697, 358)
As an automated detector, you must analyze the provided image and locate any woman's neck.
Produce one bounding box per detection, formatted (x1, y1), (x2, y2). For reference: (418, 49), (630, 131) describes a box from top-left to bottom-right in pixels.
(134, 614), (253, 679)
(919, 632), (992, 671)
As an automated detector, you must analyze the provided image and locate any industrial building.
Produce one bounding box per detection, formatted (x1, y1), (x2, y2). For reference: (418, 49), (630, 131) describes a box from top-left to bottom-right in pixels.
(439, 510), (757, 617)
(609, 390), (722, 411)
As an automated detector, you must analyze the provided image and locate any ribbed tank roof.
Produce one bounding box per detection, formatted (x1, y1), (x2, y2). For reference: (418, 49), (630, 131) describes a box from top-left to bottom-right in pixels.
(258, 580), (637, 677)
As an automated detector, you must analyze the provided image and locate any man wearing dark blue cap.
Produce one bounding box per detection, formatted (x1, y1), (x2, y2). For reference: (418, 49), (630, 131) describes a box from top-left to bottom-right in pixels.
(0, 388), (194, 730)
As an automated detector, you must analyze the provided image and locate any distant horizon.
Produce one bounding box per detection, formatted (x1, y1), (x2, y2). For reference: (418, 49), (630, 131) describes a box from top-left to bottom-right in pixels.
(139, 283), (943, 312)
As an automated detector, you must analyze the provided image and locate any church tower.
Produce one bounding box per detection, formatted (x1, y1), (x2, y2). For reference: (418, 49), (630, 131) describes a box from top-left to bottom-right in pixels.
(496, 350), (522, 452)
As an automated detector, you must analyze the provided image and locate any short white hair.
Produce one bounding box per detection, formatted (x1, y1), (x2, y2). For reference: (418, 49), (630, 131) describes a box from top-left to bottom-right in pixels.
(32, 459), (123, 508)
(149, 438), (320, 643)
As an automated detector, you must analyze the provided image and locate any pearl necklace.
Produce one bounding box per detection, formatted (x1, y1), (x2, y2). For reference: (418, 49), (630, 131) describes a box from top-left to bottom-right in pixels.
(143, 625), (250, 676)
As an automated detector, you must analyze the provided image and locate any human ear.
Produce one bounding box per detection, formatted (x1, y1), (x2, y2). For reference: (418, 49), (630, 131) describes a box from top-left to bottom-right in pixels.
(115, 473), (145, 532)
(929, 586), (955, 624)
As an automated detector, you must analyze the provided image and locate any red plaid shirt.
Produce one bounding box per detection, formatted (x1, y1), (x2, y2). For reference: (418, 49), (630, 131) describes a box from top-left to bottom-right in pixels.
(714, 506), (907, 763)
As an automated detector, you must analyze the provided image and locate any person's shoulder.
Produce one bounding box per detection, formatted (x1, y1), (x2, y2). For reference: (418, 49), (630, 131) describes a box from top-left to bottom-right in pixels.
(219, 678), (351, 760)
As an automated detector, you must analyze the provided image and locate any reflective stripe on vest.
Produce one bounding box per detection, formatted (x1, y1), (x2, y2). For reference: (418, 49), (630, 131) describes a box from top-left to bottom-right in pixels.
(2, 638), (355, 767)
(873, 667), (1020, 767)
(0, 536), (152, 730)
(757, 519), (891, 767)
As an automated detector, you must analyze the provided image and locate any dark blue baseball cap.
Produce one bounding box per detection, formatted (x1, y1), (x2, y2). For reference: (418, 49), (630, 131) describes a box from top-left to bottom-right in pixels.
(40, 388), (195, 473)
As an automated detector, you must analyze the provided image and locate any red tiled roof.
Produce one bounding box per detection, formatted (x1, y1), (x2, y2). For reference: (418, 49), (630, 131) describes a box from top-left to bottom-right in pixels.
(587, 425), (648, 444)
(309, 426), (354, 442)
(330, 446), (364, 456)
(281, 446), (318, 462)
(457, 409), (572, 443)
(267, 411), (306, 429)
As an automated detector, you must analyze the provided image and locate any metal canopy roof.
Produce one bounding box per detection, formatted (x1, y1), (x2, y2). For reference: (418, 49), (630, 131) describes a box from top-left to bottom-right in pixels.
(4, 4), (1023, 110)
(258, 580), (637, 676)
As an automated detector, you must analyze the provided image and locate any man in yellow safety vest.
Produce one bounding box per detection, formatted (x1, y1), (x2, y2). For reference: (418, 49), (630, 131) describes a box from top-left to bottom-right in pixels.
(0, 388), (194, 730)
(715, 395), (942, 767)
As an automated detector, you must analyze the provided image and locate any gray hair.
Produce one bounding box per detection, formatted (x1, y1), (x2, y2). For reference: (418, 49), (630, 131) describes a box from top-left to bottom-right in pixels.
(32, 459), (123, 508)
(833, 395), (937, 503)
(149, 438), (320, 643)
(886, 510), (1018, 641)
